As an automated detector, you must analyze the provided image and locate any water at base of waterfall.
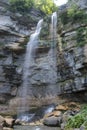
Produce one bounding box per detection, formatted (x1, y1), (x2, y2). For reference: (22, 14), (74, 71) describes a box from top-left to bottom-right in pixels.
(17, 112), (35, 122)
(17, 104), (55, 123)
(14, 125), (60, 130)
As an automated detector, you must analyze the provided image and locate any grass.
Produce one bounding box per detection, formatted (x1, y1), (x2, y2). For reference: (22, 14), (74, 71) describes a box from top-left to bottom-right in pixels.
(65, 104), (87, 129)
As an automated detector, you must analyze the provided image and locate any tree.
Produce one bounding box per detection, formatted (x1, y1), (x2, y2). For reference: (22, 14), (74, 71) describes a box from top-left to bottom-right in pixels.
(9, 0), (57, 15)
(35, 0), (57, 14)
(9, 0), (34, 12)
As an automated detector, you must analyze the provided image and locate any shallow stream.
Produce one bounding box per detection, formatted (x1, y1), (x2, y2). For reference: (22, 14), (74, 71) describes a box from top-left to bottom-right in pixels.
(14, 125), (60, 130)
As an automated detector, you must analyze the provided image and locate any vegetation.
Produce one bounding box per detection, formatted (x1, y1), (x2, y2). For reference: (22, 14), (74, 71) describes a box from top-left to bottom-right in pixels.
(65, 105), (87, 129)
(9, 0), (57, 15)
(76, 27), (87, 47)
(60, 3), (87, 25)
(34, 0), (57, 15)
(9, 0), (34, 12)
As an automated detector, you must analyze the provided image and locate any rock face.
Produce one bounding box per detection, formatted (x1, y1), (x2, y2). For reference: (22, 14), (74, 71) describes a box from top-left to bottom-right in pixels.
(0, 0), (47, 113)
(0, 0), (87, 116)
(68, 0), (87, 9)
(56, 0), (87, 99)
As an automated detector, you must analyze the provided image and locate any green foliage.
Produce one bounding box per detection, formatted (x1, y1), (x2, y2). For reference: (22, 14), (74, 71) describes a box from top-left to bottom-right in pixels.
(76, 27), (87, 47)
(59, 10), (68, 25)
(60, 3), (87, 25)
(34, 0), (57, 15)
(9, 0), (57, 15)
(67, 4), (86, 23)
(9, 0), (34, 13)
(65, 114), (85, 129)
(65, 105), (87, 129)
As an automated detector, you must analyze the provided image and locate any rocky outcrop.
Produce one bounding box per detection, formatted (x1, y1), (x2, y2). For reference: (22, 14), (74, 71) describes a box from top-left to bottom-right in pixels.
(0, 0), (87, 117)
(0, 0), (45, 114)
(55, 0), (87, 100)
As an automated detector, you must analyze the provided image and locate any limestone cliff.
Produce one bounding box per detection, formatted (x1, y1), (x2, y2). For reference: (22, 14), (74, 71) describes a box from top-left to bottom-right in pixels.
(0, 0), (87, 116)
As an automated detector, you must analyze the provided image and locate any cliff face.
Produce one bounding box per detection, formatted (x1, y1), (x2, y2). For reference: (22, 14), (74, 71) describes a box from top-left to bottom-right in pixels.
(0, 0), (58, 115)
(56, 0), (87, 99)
(0, 0), (87, 115)
(0, 0), (44, 107)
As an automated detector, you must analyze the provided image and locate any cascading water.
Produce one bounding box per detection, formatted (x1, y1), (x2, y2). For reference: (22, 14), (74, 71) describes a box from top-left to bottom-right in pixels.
(18, 19), (43, 122)
(51, 12), (57, 47)
(49, 12), (57, 61)
(47, 12), (57, 93)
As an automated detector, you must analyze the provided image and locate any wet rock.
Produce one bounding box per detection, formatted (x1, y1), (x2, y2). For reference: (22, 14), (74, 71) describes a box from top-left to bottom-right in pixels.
(80, 125), (85, 130)
(3, 127), (13, 130)
(43, 116), (62, 126)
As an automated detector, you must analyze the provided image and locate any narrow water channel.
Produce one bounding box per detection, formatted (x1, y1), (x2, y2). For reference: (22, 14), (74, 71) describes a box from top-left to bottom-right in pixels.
(14, 125), (60, 130)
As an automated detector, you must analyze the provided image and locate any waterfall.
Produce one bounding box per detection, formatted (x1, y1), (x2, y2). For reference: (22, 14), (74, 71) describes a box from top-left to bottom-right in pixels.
(49, 12), (57, 64)
(51, 12), (57, 47)
(18, 19), (43, 122)
(49, 12), (57, 61)
(47, 12), (57, 89)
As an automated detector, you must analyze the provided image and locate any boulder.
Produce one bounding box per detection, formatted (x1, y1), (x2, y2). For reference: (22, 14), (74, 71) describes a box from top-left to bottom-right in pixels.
(55, 105), (68, 111)
(43, 116), (62, 126)
(44, 111), (62, 119)
(4, 117), (15, 127)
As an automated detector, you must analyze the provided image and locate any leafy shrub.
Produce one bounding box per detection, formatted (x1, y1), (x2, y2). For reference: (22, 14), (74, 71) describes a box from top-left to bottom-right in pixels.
(34, 0), (57, 15)
(10, 0), (34, 12)
(68, 4), (86, 23)
(9, 0), (34, 13)
(9, 0), (57, 15)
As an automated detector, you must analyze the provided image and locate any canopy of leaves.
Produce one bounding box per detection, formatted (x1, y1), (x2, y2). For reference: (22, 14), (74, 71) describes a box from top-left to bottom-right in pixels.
(9, 0), (57, 15)
(34, 0), (57, 14)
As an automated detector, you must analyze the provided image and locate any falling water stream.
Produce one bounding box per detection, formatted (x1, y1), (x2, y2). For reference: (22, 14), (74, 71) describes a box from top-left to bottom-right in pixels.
(16, 12), (58, 130)
(51, 12), (57, 45)
(18, 19), (43, 122)
(49, 12), (57, 61)
(47, 12), (57, 87)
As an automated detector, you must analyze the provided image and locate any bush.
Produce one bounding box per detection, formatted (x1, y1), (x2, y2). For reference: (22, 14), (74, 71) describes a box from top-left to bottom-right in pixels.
(9, 0), (34, 13)
(68, 4), (86, 23)
(59, 10), (68, 25)
(60, 3), (87, 25)
(34, 0), (57, 15)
